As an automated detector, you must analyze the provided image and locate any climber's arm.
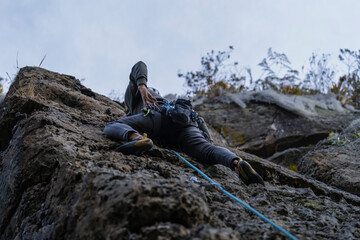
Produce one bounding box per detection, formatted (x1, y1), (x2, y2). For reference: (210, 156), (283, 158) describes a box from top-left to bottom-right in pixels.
(125, 61), (156, 114)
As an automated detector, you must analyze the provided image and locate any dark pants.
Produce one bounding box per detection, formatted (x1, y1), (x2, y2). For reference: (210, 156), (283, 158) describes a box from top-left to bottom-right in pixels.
(104, 111), (238, 169)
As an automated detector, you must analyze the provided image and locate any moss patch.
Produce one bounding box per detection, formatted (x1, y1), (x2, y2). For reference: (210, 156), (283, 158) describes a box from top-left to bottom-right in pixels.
(220, 125), (246, 145)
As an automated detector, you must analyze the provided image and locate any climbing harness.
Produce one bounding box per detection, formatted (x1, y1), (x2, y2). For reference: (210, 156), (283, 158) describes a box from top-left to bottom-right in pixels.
(170, 149), (298, 240)
(142, 100), (165, 117)
(142, 106), (151, 116)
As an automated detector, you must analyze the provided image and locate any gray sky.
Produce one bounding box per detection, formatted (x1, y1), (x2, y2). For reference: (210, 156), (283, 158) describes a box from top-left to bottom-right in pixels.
(1, 0), (360, 97)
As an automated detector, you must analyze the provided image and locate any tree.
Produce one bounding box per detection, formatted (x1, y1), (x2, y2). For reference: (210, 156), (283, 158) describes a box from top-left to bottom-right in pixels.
(303, 52), (335, 93)
(333, 49), (360, 107)
(255, 48), (300, 93)
(108, 89), (124, 102)
(178, 46), (248, 95)
(0, 77), (4, 96)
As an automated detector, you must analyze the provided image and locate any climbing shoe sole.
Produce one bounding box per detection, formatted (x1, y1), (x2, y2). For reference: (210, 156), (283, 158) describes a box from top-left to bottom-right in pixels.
(237, 159), (265, 186)
(115, 138), (153, 155)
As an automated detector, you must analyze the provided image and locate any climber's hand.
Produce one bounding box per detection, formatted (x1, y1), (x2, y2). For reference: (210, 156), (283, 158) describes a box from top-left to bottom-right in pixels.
(138, 84), (157, 107)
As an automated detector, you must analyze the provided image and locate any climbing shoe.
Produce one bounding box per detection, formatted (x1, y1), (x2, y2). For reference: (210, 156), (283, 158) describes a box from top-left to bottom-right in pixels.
(115, 135), (153, 155)
(234, 158), (265, 186)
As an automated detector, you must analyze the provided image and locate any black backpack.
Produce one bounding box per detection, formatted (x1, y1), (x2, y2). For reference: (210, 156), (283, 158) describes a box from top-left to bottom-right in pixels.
(164, 99), (198, 127)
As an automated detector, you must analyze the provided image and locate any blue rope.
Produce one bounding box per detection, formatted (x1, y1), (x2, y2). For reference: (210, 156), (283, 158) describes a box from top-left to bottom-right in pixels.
(170, 150), (298, 240)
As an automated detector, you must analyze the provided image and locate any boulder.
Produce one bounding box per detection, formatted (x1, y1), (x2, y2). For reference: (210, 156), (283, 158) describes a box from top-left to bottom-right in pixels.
(298, 118), (360, 196)
(194, 90), (360, 160)
(1, 67), (360, 239)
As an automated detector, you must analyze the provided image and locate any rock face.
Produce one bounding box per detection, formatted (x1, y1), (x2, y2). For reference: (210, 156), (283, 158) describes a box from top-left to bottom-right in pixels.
(266, 146), (314, 169)
(298, 119), (360, 196)
(1, 67), (360, 239)
(194, 91), (360, 164)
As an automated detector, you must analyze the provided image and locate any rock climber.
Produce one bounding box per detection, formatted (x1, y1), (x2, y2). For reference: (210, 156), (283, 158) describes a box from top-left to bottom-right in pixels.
(104, 61), (264, 185)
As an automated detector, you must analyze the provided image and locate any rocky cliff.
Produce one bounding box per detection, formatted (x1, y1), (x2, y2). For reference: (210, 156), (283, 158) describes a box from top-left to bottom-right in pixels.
(1, 67), (360, 240)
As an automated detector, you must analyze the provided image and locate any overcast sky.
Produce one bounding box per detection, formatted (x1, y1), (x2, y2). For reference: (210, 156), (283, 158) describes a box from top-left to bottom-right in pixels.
(1, 0), (360, 97)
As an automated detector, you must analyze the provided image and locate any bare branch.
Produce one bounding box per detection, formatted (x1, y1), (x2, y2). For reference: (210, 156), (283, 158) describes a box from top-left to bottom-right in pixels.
(39, 55), (47, 67)
(16, 51), (19, 69)
(6, 72), (12, 82)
